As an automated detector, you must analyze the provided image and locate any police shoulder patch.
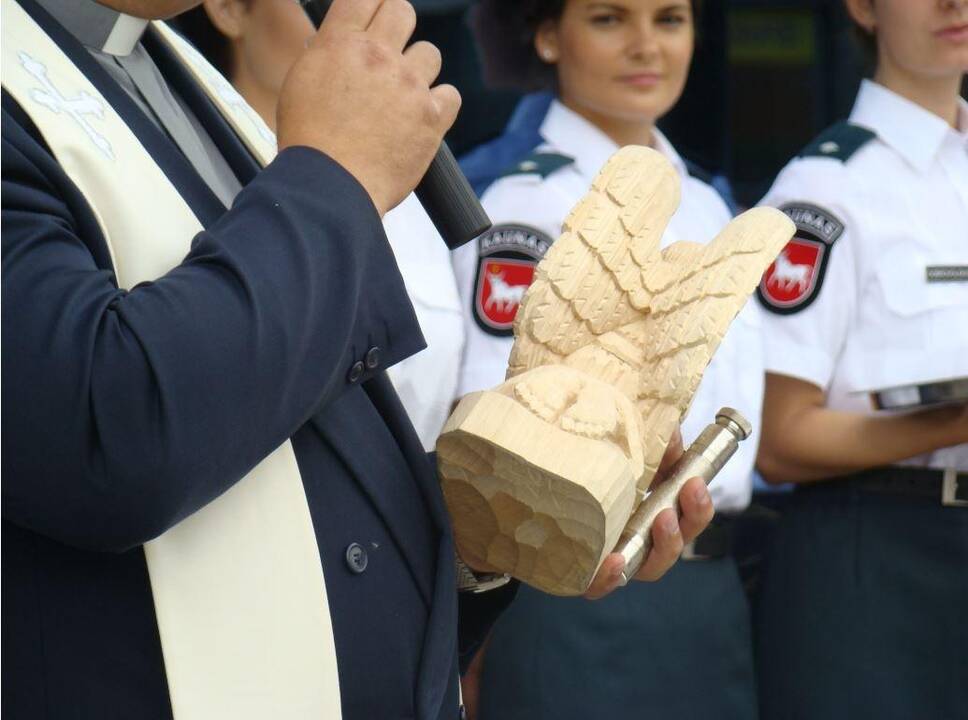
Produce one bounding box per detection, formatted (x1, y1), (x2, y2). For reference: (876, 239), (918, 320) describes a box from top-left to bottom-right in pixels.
(473, 224), (554, 336)
(757, 203), (845, 314)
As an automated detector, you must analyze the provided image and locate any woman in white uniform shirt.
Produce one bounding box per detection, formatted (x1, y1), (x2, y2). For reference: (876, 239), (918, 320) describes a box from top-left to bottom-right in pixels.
(754, 1), (968, 718)
(174, 0), (464, 449)
(454, 1), (761, 717)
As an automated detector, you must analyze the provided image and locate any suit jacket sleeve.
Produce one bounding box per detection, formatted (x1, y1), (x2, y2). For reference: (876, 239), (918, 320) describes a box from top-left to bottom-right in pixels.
(1, 104), (425, 552)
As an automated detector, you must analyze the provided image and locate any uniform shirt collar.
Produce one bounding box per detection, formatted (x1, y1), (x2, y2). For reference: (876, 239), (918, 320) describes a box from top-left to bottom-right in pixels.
(539, 98), (688, 180)
(34, 0), (148, 56)
(849, 78), (967, 171)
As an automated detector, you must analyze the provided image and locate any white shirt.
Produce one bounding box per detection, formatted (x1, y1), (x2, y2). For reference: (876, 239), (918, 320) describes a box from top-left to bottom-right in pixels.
(759, 80), (968, 471)
(453, 99), (764, 512)
(383, 195), (465, 451)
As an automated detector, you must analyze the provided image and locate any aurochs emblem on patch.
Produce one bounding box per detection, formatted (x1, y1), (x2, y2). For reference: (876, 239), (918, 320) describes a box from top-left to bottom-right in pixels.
(758, 203), (845, 314)
(473, 224), (553, 336)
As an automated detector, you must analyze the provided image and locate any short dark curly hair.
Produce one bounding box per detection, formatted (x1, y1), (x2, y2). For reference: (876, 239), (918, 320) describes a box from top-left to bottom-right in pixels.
(470, 0), (701, 92)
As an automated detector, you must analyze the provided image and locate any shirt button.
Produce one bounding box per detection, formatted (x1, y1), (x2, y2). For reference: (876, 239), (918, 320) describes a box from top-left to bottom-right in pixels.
(364, 346), (381, 370)
(347, 361), (365, 384)
(345, 543), (368, 574)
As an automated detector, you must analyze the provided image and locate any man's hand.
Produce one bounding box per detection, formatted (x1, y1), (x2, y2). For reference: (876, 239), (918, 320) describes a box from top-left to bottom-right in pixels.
(276, 0), (460, 215)
(583, 429), (714, 600)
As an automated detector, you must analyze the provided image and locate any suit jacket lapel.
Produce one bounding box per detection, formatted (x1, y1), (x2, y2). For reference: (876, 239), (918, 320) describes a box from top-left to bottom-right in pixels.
(414, 525), (459, 719)
(362, 375), (460, 719)
(308, 385), (439, 606)
(362, 375), (451, 534)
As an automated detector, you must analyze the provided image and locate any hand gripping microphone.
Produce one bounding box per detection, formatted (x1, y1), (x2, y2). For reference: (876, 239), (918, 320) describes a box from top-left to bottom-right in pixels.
(300, 0), (491, 249)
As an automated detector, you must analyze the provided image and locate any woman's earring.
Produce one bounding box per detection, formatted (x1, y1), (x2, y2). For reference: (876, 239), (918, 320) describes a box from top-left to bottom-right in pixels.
(541, 48), (555, 62)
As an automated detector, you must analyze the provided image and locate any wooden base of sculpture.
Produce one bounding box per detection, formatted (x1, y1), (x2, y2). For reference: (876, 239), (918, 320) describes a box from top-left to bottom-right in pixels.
(439, 146), (794, 596)
(438, 367), (642, 594)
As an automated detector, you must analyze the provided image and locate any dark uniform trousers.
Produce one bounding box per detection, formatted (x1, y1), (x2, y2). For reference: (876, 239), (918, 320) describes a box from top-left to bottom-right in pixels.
(754, 481), (968, 720)
(477, 559), (757, 720)
(0, 1), (513, 717)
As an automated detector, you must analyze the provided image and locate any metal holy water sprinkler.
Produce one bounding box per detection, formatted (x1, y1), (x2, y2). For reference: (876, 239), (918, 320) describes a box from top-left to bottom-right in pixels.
(614, 407), (752, 585)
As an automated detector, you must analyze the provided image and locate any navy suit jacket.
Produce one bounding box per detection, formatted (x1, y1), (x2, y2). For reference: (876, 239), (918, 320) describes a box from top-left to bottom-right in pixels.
(1, 2), (512, 717)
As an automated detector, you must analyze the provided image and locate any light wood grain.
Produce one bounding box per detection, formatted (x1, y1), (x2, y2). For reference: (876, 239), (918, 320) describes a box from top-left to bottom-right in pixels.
(439, 147), (793, 595)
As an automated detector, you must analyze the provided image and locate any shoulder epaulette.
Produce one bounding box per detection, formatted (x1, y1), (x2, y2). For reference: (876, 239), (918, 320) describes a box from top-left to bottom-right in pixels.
(498, 152), (574, 180)
(798, 121), (876, 162)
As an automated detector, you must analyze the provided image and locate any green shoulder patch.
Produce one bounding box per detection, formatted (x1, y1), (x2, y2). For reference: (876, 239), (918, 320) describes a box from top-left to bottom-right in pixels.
(499, 152), (574, 180)
(798, 121), (876, 163)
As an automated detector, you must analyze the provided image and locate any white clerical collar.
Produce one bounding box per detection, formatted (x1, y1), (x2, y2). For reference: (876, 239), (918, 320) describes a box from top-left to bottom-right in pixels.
(35, 0), (148, 56)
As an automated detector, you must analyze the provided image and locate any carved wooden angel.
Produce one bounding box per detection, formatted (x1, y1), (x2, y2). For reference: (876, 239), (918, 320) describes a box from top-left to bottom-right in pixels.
(438, 146), (794, 596)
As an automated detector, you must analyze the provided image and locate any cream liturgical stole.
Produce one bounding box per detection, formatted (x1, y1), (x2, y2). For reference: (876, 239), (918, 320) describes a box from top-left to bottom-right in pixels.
(1, 2), (343, 717)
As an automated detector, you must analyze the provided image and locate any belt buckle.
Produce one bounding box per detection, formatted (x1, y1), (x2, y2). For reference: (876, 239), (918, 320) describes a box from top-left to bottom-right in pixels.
(941, 468), (968, 507)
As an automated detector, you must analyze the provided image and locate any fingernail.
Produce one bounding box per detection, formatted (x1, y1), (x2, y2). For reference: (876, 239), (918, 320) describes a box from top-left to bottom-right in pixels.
(661, 513), (679, 536)
(611, 559), (626, 580)
(693, 485), (710, 507)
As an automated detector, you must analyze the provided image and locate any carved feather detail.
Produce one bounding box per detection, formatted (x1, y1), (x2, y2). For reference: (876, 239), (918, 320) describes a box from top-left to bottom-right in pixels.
(438, 146), (794, 594)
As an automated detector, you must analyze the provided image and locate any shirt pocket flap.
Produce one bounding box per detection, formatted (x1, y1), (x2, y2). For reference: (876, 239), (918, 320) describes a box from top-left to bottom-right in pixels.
(875, 246), (967, 317)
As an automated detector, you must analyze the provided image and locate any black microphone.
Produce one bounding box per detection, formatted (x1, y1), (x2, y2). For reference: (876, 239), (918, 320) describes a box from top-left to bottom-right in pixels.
(300, 0), (491, 250)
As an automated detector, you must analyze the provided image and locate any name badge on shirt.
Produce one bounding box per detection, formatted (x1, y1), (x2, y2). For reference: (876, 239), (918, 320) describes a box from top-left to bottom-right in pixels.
(926, 265), (968, 282)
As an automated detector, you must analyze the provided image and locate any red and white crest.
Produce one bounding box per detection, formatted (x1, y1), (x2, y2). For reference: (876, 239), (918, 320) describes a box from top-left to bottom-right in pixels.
(758, 203), (844, 315)
(758, 238), (825, 313)
(475, 258), (535, 332)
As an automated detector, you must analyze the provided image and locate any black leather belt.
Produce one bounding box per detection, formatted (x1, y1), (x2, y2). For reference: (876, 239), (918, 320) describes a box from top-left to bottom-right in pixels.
(799, 466), (968, 507)
(682, 515), (735, 560)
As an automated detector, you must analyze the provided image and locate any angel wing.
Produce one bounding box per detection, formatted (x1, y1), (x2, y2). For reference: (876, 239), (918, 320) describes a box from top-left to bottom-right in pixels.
(508, 146), (794, 488)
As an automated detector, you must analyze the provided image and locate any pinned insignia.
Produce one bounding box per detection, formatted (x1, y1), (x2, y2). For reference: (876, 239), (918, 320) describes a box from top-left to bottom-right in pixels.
(757, 203), (845, 314)
(499, 152), (574, 181)
(473, 224), (553, 336)
(799, 122), (876, 163)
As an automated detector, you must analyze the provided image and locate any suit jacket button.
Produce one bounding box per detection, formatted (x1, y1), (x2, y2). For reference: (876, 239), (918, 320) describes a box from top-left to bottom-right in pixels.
(345, 543), (368, 574)
(347, 361), (365, 383)
(364, 346), (381, 370)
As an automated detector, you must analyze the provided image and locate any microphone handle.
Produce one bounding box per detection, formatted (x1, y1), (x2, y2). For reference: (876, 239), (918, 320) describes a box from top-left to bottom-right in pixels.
(415, 142), (491, 249)
(300, 0), (491, 249)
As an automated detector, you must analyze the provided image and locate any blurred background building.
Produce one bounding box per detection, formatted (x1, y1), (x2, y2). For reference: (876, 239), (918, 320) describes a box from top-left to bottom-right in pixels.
(413, 0), (962, 208)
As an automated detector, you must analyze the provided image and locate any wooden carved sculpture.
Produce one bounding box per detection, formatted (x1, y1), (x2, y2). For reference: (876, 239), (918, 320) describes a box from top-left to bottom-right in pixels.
(438, 147), (794, 596)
